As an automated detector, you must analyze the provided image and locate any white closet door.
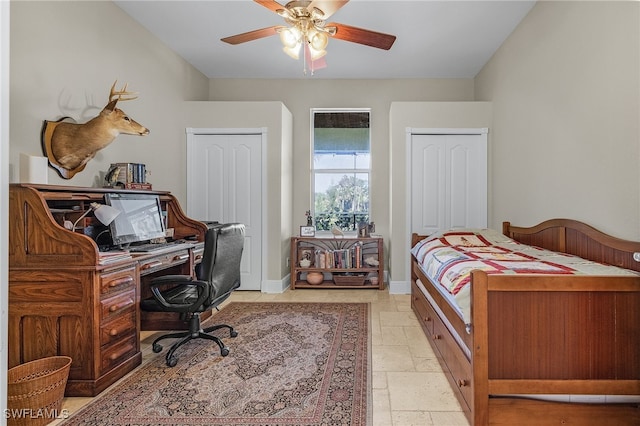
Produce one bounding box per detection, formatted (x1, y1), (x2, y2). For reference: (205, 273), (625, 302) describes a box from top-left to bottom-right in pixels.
(186, 131), (263, 291)
(411, 132), (487, 236)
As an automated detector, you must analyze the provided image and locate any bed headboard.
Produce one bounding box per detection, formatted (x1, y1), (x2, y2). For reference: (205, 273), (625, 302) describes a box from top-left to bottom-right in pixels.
(503, 218), (640, 273)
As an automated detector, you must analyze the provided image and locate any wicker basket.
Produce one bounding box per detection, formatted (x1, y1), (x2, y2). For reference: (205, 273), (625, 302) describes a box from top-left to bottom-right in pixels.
(333, 274), (367, 286)
(7, 356), (72, 426)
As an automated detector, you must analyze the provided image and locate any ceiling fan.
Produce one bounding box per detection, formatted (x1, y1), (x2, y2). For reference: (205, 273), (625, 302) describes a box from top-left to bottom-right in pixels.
(221, 0), (396, 72)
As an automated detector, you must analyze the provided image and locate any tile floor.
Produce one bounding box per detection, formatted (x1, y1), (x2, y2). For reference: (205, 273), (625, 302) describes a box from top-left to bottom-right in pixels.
(58, 289), (470, 426)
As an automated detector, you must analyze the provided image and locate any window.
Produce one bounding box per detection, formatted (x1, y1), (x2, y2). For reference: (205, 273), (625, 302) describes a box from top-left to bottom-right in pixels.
(311, 109), (370, 232)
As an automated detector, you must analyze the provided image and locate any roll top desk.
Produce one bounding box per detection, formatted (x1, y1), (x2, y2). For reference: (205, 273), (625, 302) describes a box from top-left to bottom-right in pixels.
(8, 184), (208, 396)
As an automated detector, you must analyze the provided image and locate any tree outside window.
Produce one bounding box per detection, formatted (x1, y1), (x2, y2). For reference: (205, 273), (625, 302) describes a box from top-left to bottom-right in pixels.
(312, 109), (370, 232)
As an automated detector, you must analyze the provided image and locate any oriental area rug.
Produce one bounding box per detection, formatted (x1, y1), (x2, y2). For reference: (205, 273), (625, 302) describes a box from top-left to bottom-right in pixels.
(61, 302), (370, 425)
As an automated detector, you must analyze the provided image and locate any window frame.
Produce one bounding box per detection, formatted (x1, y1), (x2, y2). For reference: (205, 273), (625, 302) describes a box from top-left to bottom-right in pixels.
(310, 107), (372, 235)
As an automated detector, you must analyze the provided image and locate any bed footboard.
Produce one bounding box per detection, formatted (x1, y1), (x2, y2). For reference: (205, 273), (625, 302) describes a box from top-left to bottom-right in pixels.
(471, 270), (640, 425)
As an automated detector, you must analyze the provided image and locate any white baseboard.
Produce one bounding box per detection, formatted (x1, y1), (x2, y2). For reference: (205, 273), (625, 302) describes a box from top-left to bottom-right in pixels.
(261, 275), (290, 293)
(388, 280), (411, 294)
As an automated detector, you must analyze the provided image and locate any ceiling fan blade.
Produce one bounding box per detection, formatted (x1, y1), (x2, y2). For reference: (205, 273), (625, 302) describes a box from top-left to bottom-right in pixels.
(328, 22), (396, 50)
(221, 26), (282, 45)
(307, 0), (349, 19)
(253, 0), (286, 14)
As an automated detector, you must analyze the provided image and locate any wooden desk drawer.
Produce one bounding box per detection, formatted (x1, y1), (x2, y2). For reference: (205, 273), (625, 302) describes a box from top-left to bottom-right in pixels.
(101, 334), (138, 374)
(100, 289), (136, 322)
(100, 310), (137, 346)
(100, 266), (136, 296)
(138, 249), (190, 275)
(192, 246), (205, 264)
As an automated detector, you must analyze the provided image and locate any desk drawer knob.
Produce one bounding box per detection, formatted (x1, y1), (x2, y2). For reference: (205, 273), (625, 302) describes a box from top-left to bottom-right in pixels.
(108, 276), (134, 288)
(109, 328), (119, 336)
(173, 254), (189, 261)
(432, 334), (441, 340)
(141, 261), (163, 270)
(109, 345), (132, 361)
(458, 379), (468, 387)
(109, 298), (134, 312)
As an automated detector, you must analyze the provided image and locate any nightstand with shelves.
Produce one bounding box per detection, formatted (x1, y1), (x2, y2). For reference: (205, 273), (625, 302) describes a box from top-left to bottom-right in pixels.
(290, 236), (384, 289)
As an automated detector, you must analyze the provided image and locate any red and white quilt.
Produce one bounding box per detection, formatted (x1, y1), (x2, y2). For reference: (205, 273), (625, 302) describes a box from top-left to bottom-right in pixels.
(411, 229), (638, 324)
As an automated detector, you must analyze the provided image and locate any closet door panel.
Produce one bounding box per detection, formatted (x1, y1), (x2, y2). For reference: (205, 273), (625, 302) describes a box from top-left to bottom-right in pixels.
(186, 131), (263, 291)
(204, 143), (226, 222)
(411, 131), (487, 235)
(448, 143), (471, 229)
(411, 136), (446, 235)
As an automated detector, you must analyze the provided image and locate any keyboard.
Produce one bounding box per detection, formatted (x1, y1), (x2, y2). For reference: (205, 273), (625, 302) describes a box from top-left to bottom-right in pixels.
(128, 242), (194, 253)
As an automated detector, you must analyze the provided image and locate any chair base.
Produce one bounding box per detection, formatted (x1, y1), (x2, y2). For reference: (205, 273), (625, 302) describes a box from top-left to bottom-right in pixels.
(151, 312), (238, 367)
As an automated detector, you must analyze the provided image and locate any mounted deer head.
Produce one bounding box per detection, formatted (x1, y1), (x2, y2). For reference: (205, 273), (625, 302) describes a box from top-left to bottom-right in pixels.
(41, 81), (150, 179)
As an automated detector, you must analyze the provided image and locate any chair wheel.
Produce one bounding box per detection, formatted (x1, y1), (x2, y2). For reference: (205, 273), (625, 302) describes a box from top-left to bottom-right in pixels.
(166, 356), (178, 367)
(153, 343), (163, 353)
(221, 347), (230, 357)
(230, 330), (238, 338)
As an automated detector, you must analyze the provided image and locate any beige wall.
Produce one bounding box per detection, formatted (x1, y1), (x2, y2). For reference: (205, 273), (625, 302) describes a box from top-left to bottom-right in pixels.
(475, 0), (640, 240)
(9, 1), (209, 198)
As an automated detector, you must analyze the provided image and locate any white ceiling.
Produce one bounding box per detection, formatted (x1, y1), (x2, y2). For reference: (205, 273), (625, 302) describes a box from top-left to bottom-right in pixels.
(114, 0), (536, 79)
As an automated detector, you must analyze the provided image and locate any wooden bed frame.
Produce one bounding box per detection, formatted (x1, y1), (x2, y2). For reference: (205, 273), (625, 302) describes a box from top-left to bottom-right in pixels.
(410, 218), (640, 425)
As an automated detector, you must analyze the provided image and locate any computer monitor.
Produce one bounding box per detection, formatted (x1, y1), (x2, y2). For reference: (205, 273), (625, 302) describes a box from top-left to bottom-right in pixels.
(104, 193), (166, 247)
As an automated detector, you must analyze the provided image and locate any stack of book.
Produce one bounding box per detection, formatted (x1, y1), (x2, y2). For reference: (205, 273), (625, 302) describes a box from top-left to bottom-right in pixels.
(105, 163), (151, 189)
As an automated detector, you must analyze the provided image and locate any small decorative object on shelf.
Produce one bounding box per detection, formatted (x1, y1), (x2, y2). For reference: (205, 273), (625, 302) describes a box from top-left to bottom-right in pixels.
(306, 271), (324, 285)
(305, 210), (313, 226)
(300, 248), (313, 267)
(364, 256), (379, 267)
(300, 259), (311, 268)
(290, 236), (384, 290)
(358, 221), (370, 237)
(300, 225), (315, 237)
(333, 273), (367, 286)
(331, 225), (344, 238)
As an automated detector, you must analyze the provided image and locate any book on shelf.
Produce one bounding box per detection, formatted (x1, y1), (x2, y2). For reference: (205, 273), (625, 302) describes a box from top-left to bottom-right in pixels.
(313, 242), (364, 269)
(124, 182), (152, 190)
(105, 163), (148, 188)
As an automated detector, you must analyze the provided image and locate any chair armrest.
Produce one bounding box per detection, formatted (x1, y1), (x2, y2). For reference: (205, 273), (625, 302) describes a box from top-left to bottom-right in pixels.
(148, 275), (210, 311)
(150, 275), (195, 286)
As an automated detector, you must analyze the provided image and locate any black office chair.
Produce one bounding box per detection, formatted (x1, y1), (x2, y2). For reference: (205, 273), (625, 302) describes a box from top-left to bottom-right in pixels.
(140, 223), (245, 367)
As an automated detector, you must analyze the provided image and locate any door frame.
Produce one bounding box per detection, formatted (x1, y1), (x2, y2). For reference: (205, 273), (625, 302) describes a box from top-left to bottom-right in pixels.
(185, 127), (267, 291)
(401, 127), (488, 294)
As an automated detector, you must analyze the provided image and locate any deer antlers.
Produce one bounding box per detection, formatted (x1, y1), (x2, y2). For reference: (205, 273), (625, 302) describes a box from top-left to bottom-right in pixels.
(106, 81), (139, 110)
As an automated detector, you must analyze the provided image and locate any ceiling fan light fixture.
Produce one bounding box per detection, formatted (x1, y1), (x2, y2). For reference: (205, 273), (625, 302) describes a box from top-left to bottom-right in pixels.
(279, 27), (301, 48)
(308, 45), (326, 61)
(308, 29), (329, 51)
(283, 44), (301, 60)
